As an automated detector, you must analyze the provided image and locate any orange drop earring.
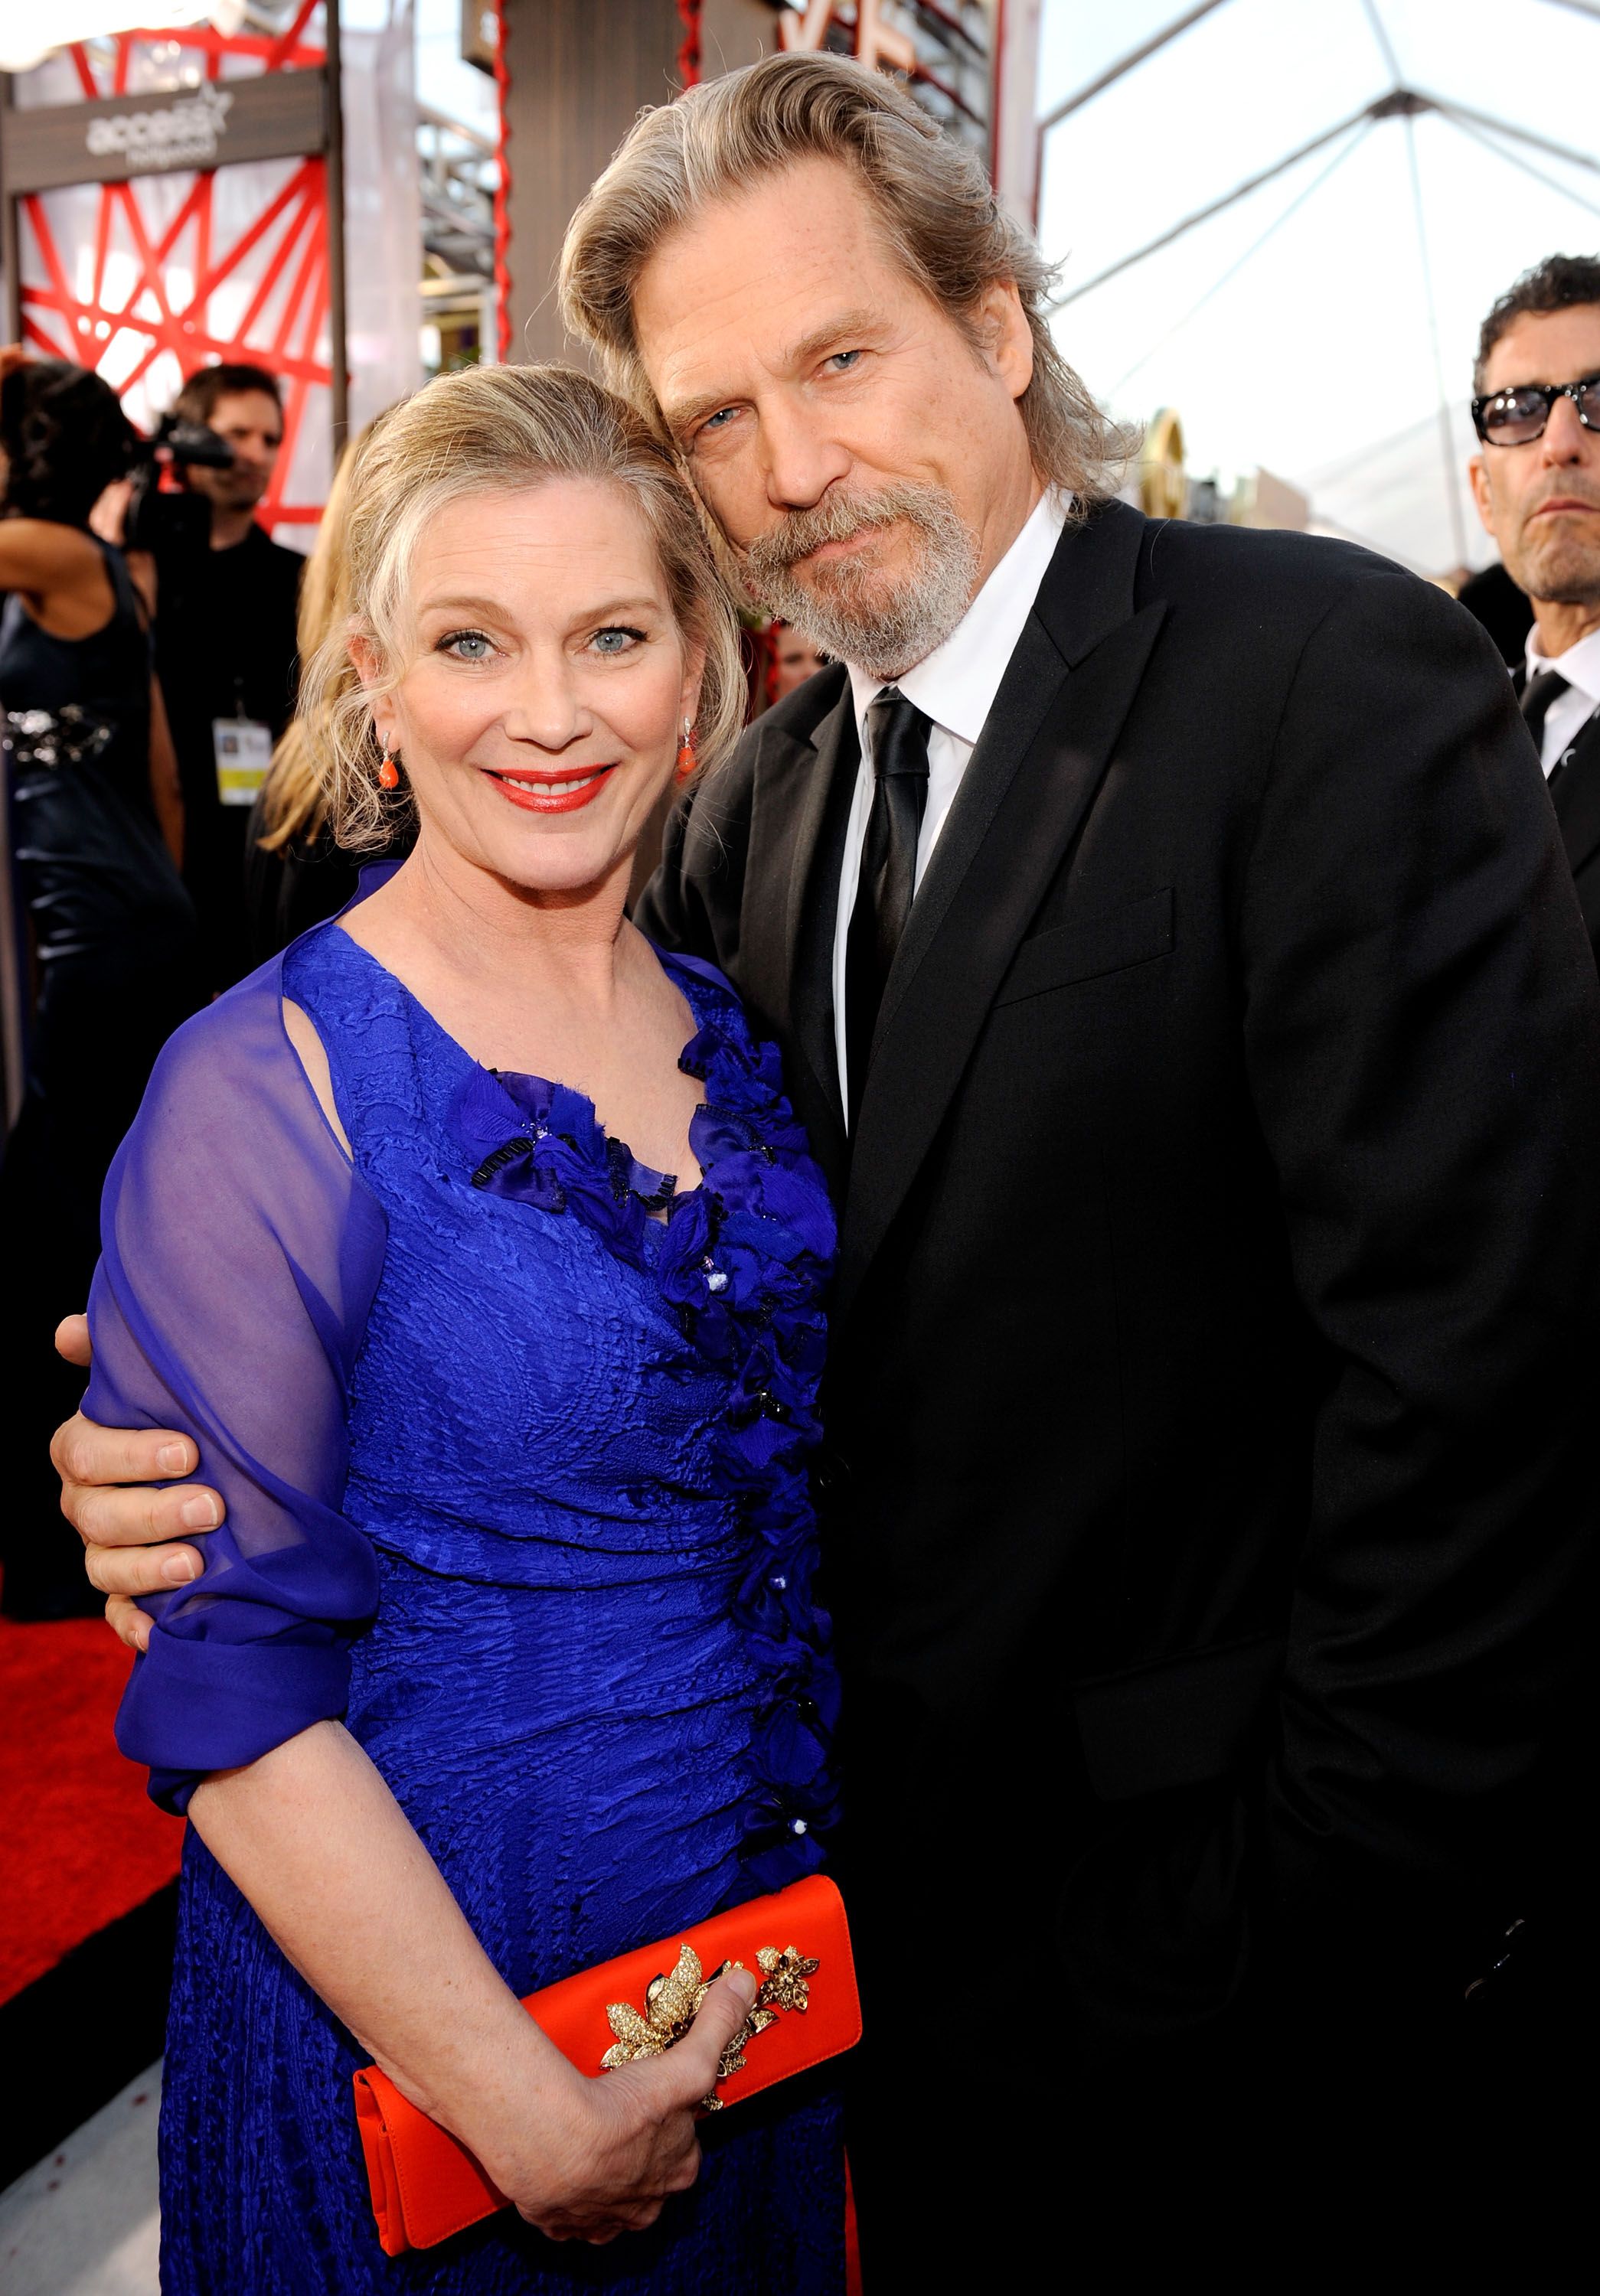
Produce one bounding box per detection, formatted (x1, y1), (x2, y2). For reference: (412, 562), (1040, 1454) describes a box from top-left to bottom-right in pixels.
(377, 749), (400, 791)
(675, 719), (697, 781)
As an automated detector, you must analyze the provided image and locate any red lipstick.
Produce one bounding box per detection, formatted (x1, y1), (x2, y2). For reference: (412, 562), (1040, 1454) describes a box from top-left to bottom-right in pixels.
(482, 763), (618, 814)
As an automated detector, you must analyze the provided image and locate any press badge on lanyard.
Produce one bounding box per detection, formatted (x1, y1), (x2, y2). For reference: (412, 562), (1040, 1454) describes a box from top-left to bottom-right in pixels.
(213, 715), (273, 807)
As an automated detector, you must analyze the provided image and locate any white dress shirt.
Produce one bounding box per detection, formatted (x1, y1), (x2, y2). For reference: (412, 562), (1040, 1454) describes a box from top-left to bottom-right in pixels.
(1523, 622), (1600, 775)
(832, 487), (1070, 1113)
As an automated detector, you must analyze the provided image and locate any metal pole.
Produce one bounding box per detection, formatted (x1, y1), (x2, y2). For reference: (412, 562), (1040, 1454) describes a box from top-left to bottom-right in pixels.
(1106, 119), (1373, 397)
(324, 0), (349, 450)
(1033, 0), (1236, 228)
(1443, 111), (1600, 219)
(0, 74), (21, 343)
(1357, 0), (1401, 84)
(1035, 0), (1235, 137)
(1423, 90), (1600, 177)
(1402, 109), (1470, 572)
(1048, 100), (1380, 312)
(0, 71), (23, 1127)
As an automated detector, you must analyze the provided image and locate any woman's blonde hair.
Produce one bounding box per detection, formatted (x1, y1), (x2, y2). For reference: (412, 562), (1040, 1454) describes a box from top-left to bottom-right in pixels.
(560, 52), (1135, 504)
(256, 406), (391, 853)
(297, 363), (746, 854)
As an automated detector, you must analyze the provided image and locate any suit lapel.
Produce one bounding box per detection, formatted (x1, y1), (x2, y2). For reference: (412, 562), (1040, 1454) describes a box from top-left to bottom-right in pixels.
(1553, 709), (1600, 879)
(736, 671), (857, 1187)
(836, 501), (1164, 1320)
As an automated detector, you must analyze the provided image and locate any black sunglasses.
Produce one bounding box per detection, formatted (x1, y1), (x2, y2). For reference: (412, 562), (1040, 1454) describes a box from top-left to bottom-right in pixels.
(1471, 373), (1600, 446)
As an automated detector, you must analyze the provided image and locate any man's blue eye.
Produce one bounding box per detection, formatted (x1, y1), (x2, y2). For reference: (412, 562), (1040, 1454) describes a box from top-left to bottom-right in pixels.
(701, 408), (736, 433)
(830, 351), (862, 372)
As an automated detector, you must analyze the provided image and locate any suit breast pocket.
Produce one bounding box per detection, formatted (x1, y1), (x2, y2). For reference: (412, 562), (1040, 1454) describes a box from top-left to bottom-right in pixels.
(992, 887), (1175, 1009)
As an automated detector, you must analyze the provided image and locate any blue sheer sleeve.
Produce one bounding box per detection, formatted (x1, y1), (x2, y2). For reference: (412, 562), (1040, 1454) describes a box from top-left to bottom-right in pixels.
(86, 952), (387, 1812)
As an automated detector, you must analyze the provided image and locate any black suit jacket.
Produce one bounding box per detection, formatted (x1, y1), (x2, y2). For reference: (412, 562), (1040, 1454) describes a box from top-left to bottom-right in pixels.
(637, 502), (1600, 2229)
(1516, 666), (1600, 966)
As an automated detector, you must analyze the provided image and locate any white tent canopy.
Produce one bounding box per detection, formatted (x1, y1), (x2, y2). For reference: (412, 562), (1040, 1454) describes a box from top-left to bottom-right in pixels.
(1036, 0), (1600, 572)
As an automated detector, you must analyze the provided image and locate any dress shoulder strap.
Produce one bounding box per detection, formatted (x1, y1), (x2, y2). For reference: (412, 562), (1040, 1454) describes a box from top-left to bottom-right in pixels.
(93, 535), (145, 626)
(281, 923), (428, 1168)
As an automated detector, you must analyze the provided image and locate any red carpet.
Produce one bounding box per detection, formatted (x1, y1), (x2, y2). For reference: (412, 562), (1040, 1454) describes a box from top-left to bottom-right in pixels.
(0, 1619), (183, 2005)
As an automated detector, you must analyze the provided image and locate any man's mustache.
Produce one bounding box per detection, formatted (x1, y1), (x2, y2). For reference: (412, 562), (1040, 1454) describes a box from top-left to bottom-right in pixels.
(745, 490), (913, 579)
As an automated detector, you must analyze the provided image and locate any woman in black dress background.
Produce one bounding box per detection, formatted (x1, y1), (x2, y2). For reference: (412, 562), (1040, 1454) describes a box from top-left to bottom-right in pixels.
(0, 351), (198, 1614)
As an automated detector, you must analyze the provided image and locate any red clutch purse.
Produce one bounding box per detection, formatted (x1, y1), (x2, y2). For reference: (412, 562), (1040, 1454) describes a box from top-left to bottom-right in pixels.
(352, 1873), (860, 2256)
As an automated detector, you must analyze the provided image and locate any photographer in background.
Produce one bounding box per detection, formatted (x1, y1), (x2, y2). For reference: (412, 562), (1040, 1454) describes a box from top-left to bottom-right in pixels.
(142, 362), (303, 990)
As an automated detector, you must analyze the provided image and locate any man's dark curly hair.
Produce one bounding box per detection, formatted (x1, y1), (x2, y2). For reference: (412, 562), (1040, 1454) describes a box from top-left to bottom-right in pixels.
(0, 359), (138, 527)
(1475, 253), (1600, 393)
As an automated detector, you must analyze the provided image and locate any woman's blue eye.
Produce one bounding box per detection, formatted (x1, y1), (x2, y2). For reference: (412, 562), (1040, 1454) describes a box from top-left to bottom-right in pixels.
(592, 626), (645, 655)
(442, 630), (492, 661)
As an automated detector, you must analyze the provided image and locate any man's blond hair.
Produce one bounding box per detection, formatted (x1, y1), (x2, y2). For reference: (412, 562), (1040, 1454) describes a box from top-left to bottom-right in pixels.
(560, 52), (1132, 505)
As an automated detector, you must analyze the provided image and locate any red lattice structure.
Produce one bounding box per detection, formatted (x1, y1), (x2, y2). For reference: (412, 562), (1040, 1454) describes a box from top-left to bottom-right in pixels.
(675, 0), (704, 90)
(15, 3), (331, 535)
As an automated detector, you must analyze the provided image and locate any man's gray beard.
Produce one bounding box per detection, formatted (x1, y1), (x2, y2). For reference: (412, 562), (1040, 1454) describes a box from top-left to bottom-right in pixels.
(743, 481), (980, 683)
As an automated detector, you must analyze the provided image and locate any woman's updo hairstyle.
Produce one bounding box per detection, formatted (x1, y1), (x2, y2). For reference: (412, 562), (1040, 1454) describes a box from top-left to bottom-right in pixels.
(0, 360), (138, 527)
(300, 362), (746, 853)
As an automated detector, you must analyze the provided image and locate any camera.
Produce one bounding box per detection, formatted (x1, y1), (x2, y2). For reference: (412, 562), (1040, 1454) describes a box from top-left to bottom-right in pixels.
(126, 409), (237, 554)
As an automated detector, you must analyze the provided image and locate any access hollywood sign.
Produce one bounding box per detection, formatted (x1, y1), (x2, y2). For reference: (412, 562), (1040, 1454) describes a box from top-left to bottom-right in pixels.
(85, 81), (234, 171)
(2, 67), (327, 196)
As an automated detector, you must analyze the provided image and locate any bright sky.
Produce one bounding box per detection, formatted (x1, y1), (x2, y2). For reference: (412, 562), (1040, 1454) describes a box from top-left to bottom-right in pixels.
(1036, 0), (1600, 571)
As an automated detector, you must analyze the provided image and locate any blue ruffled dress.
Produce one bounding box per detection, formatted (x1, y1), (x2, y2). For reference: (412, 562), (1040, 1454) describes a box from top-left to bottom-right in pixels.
(87, 902), (842, 2293)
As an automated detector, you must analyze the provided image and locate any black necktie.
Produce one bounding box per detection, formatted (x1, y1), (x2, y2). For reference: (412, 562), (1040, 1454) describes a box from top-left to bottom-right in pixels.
(1521, 669), (1570, 758)
(844, 688), (930, 1127)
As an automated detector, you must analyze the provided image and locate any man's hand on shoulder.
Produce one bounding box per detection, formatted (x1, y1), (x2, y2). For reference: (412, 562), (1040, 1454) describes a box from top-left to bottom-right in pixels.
(51, 1315), (221, 1653)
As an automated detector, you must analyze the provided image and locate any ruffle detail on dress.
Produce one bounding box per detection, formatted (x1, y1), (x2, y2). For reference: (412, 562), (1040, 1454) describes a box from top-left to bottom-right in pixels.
(455, 1066), (677, 1264)
(447, 949), (841, 1895)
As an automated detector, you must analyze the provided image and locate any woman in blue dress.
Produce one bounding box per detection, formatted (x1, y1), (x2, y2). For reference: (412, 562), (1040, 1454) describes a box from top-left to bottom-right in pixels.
(89, 364), (843, 2292)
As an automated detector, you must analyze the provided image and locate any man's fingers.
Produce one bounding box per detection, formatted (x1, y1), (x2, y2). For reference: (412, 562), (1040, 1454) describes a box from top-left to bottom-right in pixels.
(51, 1411), (200, 1492)
(54, 1313), (92, 1368)
(64, 1477), (220, 1550)
(85, 1539), (204, 1599)
(105, 1596), (151, 1653)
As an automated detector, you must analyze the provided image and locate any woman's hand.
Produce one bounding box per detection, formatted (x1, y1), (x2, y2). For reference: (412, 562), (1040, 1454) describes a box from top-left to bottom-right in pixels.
(188, 1732), (762, 2252)
(488, 1969), (759, 2245)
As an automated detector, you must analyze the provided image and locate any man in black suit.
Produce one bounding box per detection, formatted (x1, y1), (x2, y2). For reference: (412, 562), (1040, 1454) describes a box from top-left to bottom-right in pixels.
(1470, 254), (1600, 966)
(53, 57), (1600, 2270)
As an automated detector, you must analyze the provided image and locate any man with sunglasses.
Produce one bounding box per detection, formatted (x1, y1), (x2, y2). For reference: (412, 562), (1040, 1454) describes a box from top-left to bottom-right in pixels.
(1471, 253), (1600, 964)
